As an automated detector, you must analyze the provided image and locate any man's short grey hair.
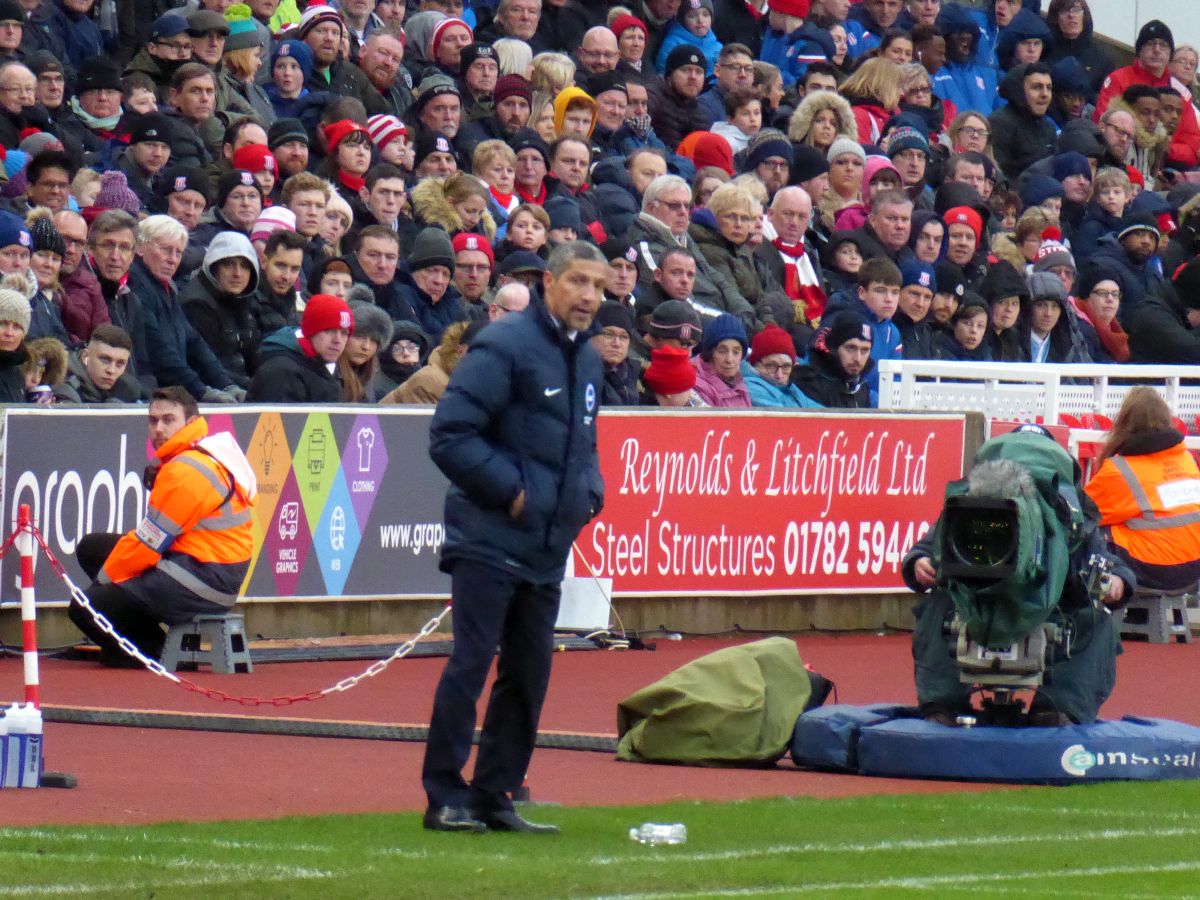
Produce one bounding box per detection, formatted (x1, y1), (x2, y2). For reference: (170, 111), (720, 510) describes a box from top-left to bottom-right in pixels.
(137, 215), (188, 247)
(546, 240), (607, 277)
(641, 174), (690, 212)
(489, 282), (531, 308)
(870, 189), (913, 214)
(89, 210), (139, 244)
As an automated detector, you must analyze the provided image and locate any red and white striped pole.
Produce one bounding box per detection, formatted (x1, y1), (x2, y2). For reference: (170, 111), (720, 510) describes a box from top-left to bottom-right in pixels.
(17, 504), (39, 708)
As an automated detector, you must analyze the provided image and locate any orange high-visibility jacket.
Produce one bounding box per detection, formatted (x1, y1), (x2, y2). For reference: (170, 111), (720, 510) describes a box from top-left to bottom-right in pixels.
(101, 417), (256, 606)
(1085, 442), (1200, 569)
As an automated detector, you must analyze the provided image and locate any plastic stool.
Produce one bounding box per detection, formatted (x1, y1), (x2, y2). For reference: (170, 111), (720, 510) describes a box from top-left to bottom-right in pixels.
(1120, 590), (1195, 645)
(161, 613), (253, 673)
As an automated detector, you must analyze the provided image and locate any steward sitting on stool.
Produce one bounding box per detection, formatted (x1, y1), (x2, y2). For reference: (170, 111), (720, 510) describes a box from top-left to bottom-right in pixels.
(901, 424), (1135, 727)
(1084, 386), (1200, 592)
(68, 386), (257, 667)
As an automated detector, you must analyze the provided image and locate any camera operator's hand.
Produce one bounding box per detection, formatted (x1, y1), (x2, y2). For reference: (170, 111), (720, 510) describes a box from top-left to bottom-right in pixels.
(913, 556), (937, 588)
(1103, 574), (1126, 607)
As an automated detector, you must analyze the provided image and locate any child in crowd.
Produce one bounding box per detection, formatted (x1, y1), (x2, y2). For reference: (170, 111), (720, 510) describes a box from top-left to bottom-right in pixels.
(497, 203), (549, 260)
(655, 0), (722, 78)
(122, 73), (158, 115)
(320, 120), (373, 202)
(712, 91), (762, 155)
(1073, 167), (1133, 263)
(368, 115), (411, 170)
(933, 294), (992, 361)
(822, 257), (904, 392)
(821, 231), (866, 295)
(232, 144), (279, 206)
(544, 195), (582, 247)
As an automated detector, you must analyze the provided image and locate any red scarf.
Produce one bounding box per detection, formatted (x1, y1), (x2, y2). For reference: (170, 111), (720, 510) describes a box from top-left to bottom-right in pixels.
(338, 170), (366, 194)
(516, 182), (547, 205)
(490, 185), (516, 208)
(772, 237), (827, 322)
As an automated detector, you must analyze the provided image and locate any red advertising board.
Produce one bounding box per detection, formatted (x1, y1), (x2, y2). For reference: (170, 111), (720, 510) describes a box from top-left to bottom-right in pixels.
(577, 411), (966, 596)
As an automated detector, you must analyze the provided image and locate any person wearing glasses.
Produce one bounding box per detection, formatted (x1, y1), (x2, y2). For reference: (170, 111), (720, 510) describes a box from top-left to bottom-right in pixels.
(1094, 20), (1199, 172)
(0, 60), (49, 149)
(589, 301), (640, 406)
(696, 44), (755, 128)
(124, 14), (193, 105)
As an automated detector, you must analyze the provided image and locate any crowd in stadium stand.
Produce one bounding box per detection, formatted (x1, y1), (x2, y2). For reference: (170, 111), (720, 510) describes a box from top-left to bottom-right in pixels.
(1, 0), (1200, 411)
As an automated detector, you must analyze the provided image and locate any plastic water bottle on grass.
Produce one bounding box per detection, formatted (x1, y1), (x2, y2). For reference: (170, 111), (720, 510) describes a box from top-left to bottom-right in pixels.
(630, 823), (687, 845)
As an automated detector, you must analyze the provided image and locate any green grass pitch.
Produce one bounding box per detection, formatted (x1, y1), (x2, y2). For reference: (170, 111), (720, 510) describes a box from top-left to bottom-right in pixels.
(3, 780), (1200, 898)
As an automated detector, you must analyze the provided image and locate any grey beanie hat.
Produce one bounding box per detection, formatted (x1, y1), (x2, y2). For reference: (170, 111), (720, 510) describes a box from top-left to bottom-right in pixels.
(347, 300), (394, 349)
(0, 288), (30, 332)
(409, 227), (457, 273)
(827, 137), (866, 164)
(1027, 271), (1067, 304)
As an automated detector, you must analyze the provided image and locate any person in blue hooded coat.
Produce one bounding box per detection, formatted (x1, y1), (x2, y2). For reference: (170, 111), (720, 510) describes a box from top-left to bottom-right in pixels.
(994, 7), (1052, 71)
(933, 4), (1002, 116)
(966, 0), (1043, 69)
(47, 0), (106, 74)
(654, 0), (723, 78)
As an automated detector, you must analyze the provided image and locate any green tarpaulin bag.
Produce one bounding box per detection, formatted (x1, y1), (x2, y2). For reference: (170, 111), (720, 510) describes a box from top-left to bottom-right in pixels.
(616, 637), (818, 766)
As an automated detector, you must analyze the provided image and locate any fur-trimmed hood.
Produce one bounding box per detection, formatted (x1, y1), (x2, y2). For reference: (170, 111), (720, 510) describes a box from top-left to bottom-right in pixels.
(788, 90), (858, 145)
(410, 178), (498, 240)
(431, 319), (469, 375)
(25, 337), (67, 386)
(1106, 96), (1169, 154)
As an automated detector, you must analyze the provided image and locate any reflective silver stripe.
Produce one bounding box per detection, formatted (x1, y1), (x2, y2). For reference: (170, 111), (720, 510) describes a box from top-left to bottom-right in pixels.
(177, 453), (233, 498)
(1124, 510), (1200, 530)
(639, 241), (658, 272)
(1110, 456), (1200, 529)
(193, 508), (253, 531)
(156, 558), (237, 608)
(146, 507), (184, 536)
(1112, 456), (1155, 517)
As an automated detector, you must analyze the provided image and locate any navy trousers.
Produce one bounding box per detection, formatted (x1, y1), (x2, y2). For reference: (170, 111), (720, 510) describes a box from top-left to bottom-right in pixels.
(421, 558), (561, 813)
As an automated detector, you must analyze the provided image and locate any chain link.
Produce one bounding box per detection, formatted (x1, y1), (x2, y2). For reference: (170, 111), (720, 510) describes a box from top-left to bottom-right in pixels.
(20, 519), (453, 707)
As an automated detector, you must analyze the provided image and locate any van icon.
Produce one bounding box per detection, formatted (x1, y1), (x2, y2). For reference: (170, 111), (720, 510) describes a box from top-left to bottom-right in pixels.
(278, 501), (299, 541)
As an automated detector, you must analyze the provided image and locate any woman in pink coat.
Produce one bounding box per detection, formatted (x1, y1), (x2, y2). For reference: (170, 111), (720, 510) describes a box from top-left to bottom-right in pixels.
(690, 313), (751, 408)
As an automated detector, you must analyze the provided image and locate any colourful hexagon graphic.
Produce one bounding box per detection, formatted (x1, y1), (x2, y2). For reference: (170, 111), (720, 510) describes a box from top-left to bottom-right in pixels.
(313, 470), (362, 596)
(262, 467), (312, 596)
(292, 412), (339, 533)
(242, 411), (292, 592)
(340, 414), (388, 531)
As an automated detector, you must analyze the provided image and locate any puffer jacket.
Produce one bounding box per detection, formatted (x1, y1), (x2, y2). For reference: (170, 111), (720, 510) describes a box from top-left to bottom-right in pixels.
(47, 0), (105, 74)
(246, 326), (343, 402)
(590, 156), (640, 243)
(1126, 287), (1200, 365)
(988, 63), (1059, 180)
(178, 232), (263, 388)
(647, 79), (707, 151)
(394, 263), (467, 343)
(430, 298), (604, 583)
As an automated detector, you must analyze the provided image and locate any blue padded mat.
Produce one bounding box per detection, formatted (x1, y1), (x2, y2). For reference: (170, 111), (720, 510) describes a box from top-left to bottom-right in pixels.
(792, 704), (1200, 784)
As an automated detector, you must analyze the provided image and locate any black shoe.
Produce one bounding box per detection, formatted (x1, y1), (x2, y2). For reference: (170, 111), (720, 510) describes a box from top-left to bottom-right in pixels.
(423, 805), (487, 833)
(477, 809), (560, 834)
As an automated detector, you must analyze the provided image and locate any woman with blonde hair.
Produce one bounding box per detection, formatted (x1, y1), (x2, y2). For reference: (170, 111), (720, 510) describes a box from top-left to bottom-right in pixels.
(528, 90), (557, 143)
(838, 57), (902, 145)
(947, 111), (995, 160)
(897, 61), (951, 138)
(1086, 386), (1200, 591)
(411, 171), (497, 239)
(219, 6), (275, 126)
(689, 182), (770, 307)
(531, 52), (576, 96)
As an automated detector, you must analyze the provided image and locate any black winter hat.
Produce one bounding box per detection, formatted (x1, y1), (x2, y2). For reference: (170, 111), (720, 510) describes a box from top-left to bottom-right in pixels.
(825, 312), (872, 350)
(157, 165), (213, 205)
(413, 130), (456, 169)
(665, 45), (705, 77)
(459, 41), (497, 74)
(76, 58), (122, 95)
(1116, 209), (1160, 242)
(268, 117), (309, 149)
(1075, 260), (1126, 302)
(0, 0), (22, 23)
(216, 169), (261, 207)
(129, 113), (173, 146)
(1055, 119), (1104, 158)
(595, 301), (636, 336)
(980, 260), (1029, 304)
(24, 51), (63, 78)
(789, 143), (830, 184)
(389, 320), (432, 361)
(934, 261), (966, 299)
(1135, 19), (1173, 56)
(544, 195), (583, 232)
(509, 127), (549, 167)
(602, 235), (639, 265)
(409, 227), (456, 273)
(27, 211), (63, 258)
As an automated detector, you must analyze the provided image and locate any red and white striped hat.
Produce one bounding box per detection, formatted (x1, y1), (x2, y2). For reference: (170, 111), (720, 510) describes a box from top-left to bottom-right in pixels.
(367, 114), (407, 151)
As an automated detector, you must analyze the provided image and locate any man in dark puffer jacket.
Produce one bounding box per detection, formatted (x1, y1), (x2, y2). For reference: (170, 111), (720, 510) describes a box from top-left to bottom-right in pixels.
(246, 294), (353, 403)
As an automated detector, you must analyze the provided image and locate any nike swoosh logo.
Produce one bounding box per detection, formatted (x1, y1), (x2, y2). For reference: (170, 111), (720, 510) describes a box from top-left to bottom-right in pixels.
(544, 388), (563, 397)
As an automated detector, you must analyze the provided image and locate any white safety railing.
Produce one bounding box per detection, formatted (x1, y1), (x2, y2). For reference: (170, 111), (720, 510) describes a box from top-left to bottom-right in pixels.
(877, 361), (1200, 428)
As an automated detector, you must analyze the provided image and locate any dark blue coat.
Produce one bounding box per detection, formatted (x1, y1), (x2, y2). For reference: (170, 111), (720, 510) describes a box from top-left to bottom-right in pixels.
(396, 265), (466, 343)
(47, 0), (105, 74)
(430, 300), (605, 583)
(1092, 235), (1166, 325)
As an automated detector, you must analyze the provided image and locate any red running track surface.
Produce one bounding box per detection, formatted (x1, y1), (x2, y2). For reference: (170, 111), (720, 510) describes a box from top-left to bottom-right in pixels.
(1, 634), (1196, 825)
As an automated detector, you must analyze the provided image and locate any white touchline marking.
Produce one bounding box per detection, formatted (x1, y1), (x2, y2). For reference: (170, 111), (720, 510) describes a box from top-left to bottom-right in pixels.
(590, 860), (1200, 900)
(0, 865), (335, 897)
(588, 825), (1200, 865)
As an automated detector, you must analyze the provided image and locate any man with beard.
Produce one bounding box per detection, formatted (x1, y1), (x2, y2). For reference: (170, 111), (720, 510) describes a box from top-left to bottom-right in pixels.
(268, 118), (311, 180)
(574, 26), (619, 94)
(252, 230), (304, 336)
(791, 312), (876, 408)
(989, 62), (1057, 180)
(298, 4), (372, 102)
(457, 74), (530, 160)
(1093, 211), (1167, 323)
(359, 29), (413, 118)
(648, 45), (708, 150)
(933, 3), (1000, 115)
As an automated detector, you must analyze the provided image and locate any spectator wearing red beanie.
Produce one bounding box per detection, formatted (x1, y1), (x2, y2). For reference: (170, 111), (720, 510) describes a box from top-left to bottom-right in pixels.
(642, 345), (701, 407)
(231, 144), (279, 204)
(246, 293), (354, 403)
